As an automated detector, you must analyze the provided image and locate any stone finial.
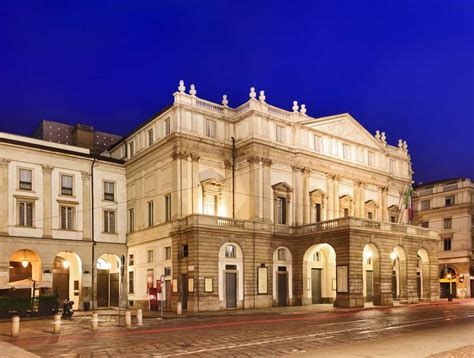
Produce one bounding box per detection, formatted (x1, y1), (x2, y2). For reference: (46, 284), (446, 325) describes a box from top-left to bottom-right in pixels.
(222, 94), (228, 107)
(178, 80), (185, 93)
(398, 139), (403, 149)
(381, 132), (387, 144)
(249, 87), (256, 99)
(259, 90), (266, 102)
(300, 104), (307, 115)
(292, 101), (299, 112)
(375, 130), (381, 140)
(189, 84), (197, 96)
(403, 140), (408, 151)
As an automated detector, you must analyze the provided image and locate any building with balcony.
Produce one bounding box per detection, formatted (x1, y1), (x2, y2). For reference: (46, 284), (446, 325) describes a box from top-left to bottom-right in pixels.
(109, 81), (440, 312)
(413, 178), (474, 298)
(0, 132), (127, 310)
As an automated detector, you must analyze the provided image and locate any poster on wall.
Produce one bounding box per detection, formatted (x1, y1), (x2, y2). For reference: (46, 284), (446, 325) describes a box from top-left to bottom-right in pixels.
(82, 272), (91, 287)
(336, 266), (348, 293)
(257, 267), (268, 294)
(204, 277), (213, 292)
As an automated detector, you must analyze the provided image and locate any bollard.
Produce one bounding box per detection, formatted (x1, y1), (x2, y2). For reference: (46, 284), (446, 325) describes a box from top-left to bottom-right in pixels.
(91, 312), (99, 331)
(177, 302), (182, 315)
(125, 310), (131, 327)
(11, 315), (20, 337)
(53, 314), (61, 334)
(136, 309), (143, 326)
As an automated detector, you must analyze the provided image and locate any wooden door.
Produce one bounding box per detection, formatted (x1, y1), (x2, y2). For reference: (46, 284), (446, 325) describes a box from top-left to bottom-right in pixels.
(110, 273), (119, 306)
(416, 273), (422, 299)
(278, 273), (288, 306)
(311, 268), (322, 304)
(226, 272), (237, 308)
(366, 270), (373, 302)
(181, 274), (188, 310)
(97, 270), (109, 307)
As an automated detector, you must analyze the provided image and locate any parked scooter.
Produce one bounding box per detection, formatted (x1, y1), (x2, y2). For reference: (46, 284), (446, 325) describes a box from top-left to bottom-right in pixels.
(61, 299), (74, 320)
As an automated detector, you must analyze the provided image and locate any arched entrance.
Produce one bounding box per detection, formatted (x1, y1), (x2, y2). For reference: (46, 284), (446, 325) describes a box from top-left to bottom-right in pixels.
(362, 244), (380, 304)
(8, 249), (42, 298)
(53, 252), (82, 309)
(417, 248), (430, 301)
(273, 247), (292, 306)
(303, 243), (336, 304)
(439, 266), (457, 299)
(218, 243), (244, 309)
(390, 246), (407, 302)
(96, 254), (121, 307)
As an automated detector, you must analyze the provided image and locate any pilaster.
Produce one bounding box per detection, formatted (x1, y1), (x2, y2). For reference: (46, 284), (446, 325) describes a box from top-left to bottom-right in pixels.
(81, 171), (91, 240)
(302, 168), (310, 224)
(42, 165), (54, 238)
(262, 158), (273, 223)
(326, 174), (334, 220)
(0, 159), (10, 235)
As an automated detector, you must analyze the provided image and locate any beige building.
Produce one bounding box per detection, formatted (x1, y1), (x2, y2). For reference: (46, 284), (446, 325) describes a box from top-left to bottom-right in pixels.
(413, 178), (474, 298)
(110, 81), (440, 312)
(0, 132), (127, 310)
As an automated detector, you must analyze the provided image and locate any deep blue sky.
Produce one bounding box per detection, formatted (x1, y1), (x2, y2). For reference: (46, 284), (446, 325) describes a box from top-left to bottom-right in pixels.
(1, 1), (473, 183)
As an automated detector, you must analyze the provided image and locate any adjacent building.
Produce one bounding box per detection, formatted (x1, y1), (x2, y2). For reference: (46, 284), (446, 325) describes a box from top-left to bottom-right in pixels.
(109, 82), (440, 312)
(0, 132), (127, 310)
(413, 178), (474, 298)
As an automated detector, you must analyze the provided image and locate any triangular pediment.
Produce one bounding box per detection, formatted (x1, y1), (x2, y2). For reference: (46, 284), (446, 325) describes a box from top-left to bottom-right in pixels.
(303, 114), (382, 149)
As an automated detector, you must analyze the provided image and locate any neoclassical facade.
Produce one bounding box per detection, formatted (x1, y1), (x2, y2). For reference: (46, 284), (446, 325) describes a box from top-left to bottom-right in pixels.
(0, 132), (127, 310)
(110, 82), (440, 311)
(413, 178), (473, 298)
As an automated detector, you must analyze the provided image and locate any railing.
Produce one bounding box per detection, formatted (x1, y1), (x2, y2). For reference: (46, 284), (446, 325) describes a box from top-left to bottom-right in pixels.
(443, 183), (458, 192)
(415, 188), (433, 197)
(195, 99), (224, 114)
(217, 217), (244, 228)
(266, 103), (291, 119)
(235, 102), (250, 114)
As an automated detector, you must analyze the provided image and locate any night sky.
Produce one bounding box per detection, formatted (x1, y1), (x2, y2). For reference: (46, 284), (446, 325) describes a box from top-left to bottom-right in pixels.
(1, 1), (473, 183)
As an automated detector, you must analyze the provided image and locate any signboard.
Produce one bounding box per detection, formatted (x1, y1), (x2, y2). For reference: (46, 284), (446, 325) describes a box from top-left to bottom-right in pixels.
(82, 273), (91, 288)
(336, 266), (348, 293)
(172, 279), (178, 293)
(204, 277), (213, 293)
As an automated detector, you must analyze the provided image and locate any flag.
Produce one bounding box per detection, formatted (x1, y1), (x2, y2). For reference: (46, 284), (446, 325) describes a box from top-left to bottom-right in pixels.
(404, 185), (414, 222)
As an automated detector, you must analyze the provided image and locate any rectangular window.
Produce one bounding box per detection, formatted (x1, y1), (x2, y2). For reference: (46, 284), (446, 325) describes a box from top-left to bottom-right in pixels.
(367, 212), (373, 220)
(147, 249), (154, 263)
(165, 194), (171, 221)
(276, 125), (284, 143)
(19, 168), (33, 190)
(165, 246), (171, 260)
(276, 197), (287, 225)
(390, 216), (396, 223)
(164, 118), (171, 136)
(129, 141), (135, 158)
(421, 221), (429, 228)
(315, 203), (321, 223)
(181, 245), (189, 258)
(342, 144), (350, 160)
(205, 119), (216, 138)
(225, 245), (236, 258)
(103, 210), (116, 233)
(104, 181), (115, 201)
(148, 201), (154, 227)
(128, 271), (134, 294)
(368, 151), (375, 167)
(128, 208), (135, 233)
(314, 135), (321, 152)
(277, 248), (287, 261)
(60, 206), (74, 230)
(129, 254), (134, 266)
(443, 238), (452, 251)
(164, 267), (172, 277)
(444, 218), (452, 229)
(18, 201), (33, 226)
(343, 208), (349, 217)
(61, 175), (73, 196)
(148, 128), (154, 146)
(204, 194), (217, 215)
(389, 159), (395, 173)
(421, 200), (431, 210)
(445, 195), (455, 206)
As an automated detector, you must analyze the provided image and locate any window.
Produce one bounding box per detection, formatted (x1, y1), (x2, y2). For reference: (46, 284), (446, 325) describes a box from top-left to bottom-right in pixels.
(165, 246), (171, 260)
(61, 175), (73, 196)
(129, 254), (134, 266)
(204, 194), (217, 215)
(315, 203), (321, 223)
(225, 245), (236, 258)
(276, 125), (284, 143)
(444, 218), (452, 229)
(18, 201), (33, 226)
(314, 135), (321, 152)
(421, 221), (429, 228)
(277, 248), (287, 261)
(165, 194), (171, 221)
(445, 195), (455, 206)
(275, 197), (287, 224)
(19, 168), (32, 190)
(60, 206), (74, 230)
(344, 208), (349, 217)
(342, 144), (350, 160)
(164, 118), (171, 136)
(389, 159), (395, 173)
(129, 141), (135, 158)
(368, 151), (375, 167)
(390, 216), (396, 223)
(313, 251), (321, 262)
(367, 212), (373, 220)
(148, 201), (154, 227)
(443, 238), (452, 251)
(205, 119), (216, 138)
(128, 208), (135, 233)
(128, 271), (134, 294)
(421, 200), (431, 210)
(164, 267), (171, 277)
(103, 210), (116, 233)
(147, 249), (154, 263)
(148, 129), (154, 146)
(104, 181), (115, 201)
(181, 245), (189, 258)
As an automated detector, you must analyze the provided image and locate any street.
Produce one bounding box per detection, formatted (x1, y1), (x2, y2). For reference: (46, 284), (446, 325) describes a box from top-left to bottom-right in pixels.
(1, 300), (473, 357)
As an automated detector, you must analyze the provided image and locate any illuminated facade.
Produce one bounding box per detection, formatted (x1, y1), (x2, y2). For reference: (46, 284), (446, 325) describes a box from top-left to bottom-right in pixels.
(110, 81), (440, 311)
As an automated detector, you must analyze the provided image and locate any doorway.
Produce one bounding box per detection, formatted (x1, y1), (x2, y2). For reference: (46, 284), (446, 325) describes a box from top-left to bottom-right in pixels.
(366, 270), (373, 302)
(225, 272), (237, 308)
(277, 272), (288, 306)
(181, 274), (188, 310)
(416, 272), (422, 299)
(311, 268), (322, 304)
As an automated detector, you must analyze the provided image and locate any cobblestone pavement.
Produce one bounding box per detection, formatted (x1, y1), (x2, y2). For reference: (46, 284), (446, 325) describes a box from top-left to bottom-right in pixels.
(0, 300), (473, 357)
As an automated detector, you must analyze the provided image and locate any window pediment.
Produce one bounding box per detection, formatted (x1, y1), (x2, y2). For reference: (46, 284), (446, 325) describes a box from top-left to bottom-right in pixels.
(309, 189), (326, 205)
(272, 182), (293, 195)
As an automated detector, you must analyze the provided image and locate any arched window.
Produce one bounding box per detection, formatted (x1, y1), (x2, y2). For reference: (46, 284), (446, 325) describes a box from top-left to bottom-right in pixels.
(313, 251), (321, 262)
(225, 244), (236, 258)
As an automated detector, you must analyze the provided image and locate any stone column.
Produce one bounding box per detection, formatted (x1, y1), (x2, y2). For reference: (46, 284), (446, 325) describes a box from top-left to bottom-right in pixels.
(292, 165), (303, 225)
(181, 154), (193, 216)
(333, 175), (340, 218)
(262, 158), (273, 223)
(224, 159), (233, 218)
(248, 156), (261, 220)
(302, 169), (310, 224)
(0, 159), (10, 235)
(381, 186), (389, 222)
(353, 181), (360, 217)
(42, 165), (54, 238)
(326, 174), (334, 220)
(192, 154), (200, 214)
(376, 254), (394, 306)
(81, 172), (91, 241)
(359, 183), (366, 218)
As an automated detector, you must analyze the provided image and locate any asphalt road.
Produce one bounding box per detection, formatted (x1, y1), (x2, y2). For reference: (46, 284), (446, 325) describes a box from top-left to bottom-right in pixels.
(1, 300), (473, 357)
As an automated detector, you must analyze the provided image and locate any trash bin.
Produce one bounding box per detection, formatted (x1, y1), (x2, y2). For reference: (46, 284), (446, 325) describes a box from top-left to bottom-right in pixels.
(83, 302), (90, 311)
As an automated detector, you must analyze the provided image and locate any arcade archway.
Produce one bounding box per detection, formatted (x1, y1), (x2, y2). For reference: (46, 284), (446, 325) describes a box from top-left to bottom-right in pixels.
(96, 254), (121, 307)
(303, 243), (336, 304)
